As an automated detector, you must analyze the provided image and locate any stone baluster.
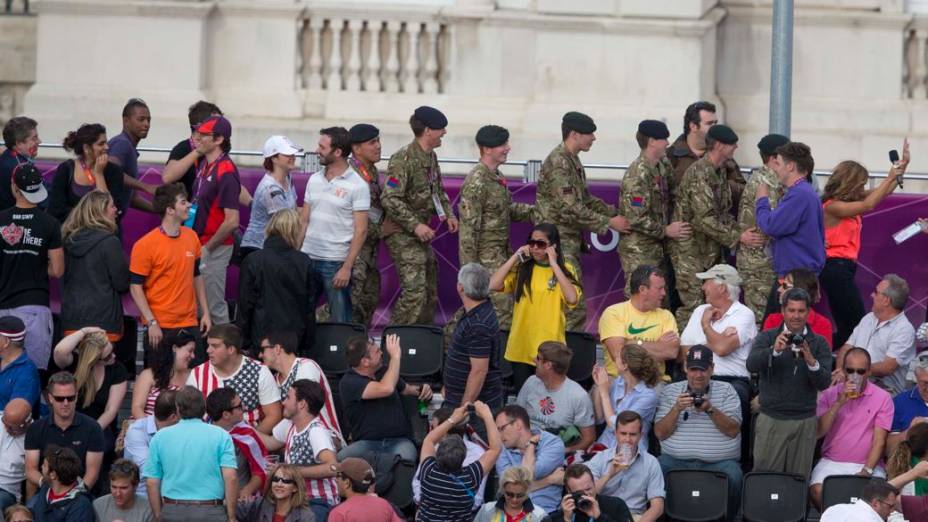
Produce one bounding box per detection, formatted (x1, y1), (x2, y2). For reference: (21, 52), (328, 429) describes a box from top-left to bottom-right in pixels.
(383, 20), (401, 93)
(345, 19), (364, 91)
(403, 22), (422, 94)
(422, 22), (440, 94)
(915, 28), (928, 99)
(437, 24), (452, 94)
(307, 17), (325, 90)
(364, 21), (383, 92)
(327, 18), (345, 91)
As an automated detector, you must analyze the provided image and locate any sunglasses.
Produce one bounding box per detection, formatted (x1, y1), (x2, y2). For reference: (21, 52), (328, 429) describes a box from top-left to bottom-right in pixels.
(527, 240), (549, 249)
(271, 476), (296, 485)
(504, 491), (527, 500)
(226, 403), (244, 413)
(259, 344), (273, 350)
(845, 368), (867, 375)
(51, 395), (77, 403)
(496, 419), (517, 431)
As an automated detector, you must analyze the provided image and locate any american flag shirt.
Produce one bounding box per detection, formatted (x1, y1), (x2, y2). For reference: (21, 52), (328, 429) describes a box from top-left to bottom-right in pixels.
(273, 417), (340, 506)
(188, 357), (279, 426)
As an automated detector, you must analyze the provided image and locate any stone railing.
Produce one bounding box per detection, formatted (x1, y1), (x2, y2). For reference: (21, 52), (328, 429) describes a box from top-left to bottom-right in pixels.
(297, 8), (451, 94)
(2, 0), (29, 14)
(904, 16), (928, 98)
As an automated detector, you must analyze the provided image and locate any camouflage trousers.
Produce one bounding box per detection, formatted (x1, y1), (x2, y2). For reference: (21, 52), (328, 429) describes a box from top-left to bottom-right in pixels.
(350, 238), (381, 327)
(737, 258), (775, 328)
(385, 232), (437, 325)
(669, 248), (720, 329)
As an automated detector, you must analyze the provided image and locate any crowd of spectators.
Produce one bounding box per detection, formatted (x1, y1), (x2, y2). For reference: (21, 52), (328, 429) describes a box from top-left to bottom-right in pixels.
(0, 98), (926, 522)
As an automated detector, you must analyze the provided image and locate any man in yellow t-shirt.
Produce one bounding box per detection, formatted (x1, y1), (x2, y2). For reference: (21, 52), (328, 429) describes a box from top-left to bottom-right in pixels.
(599, 265), (679, 379)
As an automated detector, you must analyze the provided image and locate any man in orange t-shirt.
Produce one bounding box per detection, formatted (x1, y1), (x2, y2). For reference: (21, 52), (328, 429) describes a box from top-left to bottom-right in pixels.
(130, 183), (211, 364)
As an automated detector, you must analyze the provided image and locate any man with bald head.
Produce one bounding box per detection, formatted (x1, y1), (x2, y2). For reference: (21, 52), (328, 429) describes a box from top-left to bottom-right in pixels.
(0, 398), (31, 511)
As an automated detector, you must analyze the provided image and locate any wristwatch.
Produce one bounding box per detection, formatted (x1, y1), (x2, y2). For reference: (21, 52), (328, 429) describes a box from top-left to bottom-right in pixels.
(636, 339), (643, 347)
(863, 466), (874, 475)
(706, 408), (716, 417)
(147, 319), (158, 327)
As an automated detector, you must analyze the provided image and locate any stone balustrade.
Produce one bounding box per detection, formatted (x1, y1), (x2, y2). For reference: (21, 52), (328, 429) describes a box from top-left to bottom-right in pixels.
(905, 16), (928, 98)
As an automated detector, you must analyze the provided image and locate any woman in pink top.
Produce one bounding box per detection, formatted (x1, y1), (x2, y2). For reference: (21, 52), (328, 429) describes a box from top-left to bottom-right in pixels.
(820, 141), (909, 348)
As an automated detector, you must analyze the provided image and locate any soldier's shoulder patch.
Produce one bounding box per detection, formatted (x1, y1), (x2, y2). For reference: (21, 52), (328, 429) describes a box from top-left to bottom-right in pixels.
(631, 197), (644, 207)
(386, 176), (399, 188)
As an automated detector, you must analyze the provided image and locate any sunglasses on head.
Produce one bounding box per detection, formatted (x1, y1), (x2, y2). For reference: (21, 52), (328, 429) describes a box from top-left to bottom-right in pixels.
(527, 240), (549, 249)
(271, 476), (296, 485)
(845, 368), (867, 375)
(51, 395), (77, 403)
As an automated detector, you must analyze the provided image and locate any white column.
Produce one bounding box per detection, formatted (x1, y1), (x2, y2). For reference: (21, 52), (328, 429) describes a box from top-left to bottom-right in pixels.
(326, 18), (344, 91)
(364, 21), (383, 92)
(308, 17), (325, 90)
(345, 19), (363, 91)
(402, 22), (422, 94)
(915, 28), (928, 98)
(422, 22), (439, 94)
(383, 20), (401, 93)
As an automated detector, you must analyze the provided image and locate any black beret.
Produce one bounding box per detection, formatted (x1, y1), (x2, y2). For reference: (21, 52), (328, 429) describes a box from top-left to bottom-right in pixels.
(637, 120), (669, 140)
(349, 123), (379, 144)
(475, 125), (509, 148)
(413, 106), (448, 130)
(757, 133), (790, 155)
(707, 124), (738, 145)
(562, 111), (596, 134)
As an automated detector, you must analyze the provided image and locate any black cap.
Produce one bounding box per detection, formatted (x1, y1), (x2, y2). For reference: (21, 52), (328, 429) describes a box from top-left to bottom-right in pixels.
(413, 106), (448, 130)
(12, 163), (47, 204)
(757, 133), (790, 155)
(638, 120), (670, 140)
(562, 111), (596, 134)
(349, 123), (379, 144)
(686, 345), (714, 371)
(706, 124), (738, 145)
(0, 316), (26, 343)
(475, 125), (509, 148)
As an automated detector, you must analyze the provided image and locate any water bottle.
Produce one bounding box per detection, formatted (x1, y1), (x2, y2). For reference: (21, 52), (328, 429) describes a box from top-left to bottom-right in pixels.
(417, 399), (428, 418)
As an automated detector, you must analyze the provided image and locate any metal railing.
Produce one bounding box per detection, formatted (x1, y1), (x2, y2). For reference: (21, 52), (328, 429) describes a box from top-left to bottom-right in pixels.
(37, 143), (928, 188)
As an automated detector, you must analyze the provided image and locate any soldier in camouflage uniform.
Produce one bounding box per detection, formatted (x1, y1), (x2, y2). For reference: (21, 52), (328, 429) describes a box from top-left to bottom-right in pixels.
(670, 125), (764, 328)
(736, 134), (789, 327)
(381, 106), (458, 325)
(347, 123), (386, 327)
(536, 111), (630, 331)
(619, 120), (692, 297)
(454, 125), (534, 332)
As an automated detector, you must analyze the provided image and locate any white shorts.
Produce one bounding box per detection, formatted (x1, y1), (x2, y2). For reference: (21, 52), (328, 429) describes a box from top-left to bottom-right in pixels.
(810, 457), (886, 486)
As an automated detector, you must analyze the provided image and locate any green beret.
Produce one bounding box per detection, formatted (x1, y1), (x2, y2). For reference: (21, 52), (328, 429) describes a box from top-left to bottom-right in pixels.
(562, 111), (596, 134)
(349, 123), (379, 144)
(757, 133), (789, 155)
(475, 125), (509, 148)
(413, 106), (448, 130)
(707, 124), (738, 145)
(637, 120), (669, 140)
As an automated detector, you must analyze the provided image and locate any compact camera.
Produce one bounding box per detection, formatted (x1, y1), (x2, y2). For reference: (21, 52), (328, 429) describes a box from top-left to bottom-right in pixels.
(571, 491), (592, 511)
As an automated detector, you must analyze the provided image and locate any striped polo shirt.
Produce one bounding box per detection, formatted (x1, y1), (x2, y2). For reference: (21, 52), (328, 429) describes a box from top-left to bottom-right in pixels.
(655, 380), (742, 462)
(443, 300), (503, 408)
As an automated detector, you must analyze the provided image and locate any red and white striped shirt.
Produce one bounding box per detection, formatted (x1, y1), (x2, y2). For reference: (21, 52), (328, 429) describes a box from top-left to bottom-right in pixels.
(273, 417), (340, 506)
(278, 357), (344, 444)
(229, 421), (269, 489)
(188, 357), (280, 426)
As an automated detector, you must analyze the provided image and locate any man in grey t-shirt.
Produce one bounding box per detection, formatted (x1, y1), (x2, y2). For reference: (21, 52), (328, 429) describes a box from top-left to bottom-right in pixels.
(515, 341), (595, 453)
(93, 459), (154, 522)
(654, 344), (742, 521)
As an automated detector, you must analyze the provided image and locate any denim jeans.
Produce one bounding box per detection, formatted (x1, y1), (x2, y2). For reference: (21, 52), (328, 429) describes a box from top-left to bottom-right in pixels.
(308, 498), (331, 521)
(658, 453), (743, 522)
(0, 488), (17, 513)
(337, 437), (418, 462)
(310, 259), (353, 323)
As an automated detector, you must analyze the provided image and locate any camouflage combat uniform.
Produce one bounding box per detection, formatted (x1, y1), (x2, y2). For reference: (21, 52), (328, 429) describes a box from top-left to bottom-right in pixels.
(536, 143), (615, 331)
(618, 153), (674, 297)
(348, 155), (384, 327)
(380, 140), (453, 325)
(736, 166), (783, 327)
(669, 156), (741, 328)
(668, 134), (745, 215)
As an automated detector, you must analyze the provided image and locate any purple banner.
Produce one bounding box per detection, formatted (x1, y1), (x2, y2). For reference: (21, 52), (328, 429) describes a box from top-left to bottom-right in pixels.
(37, 160), (928, 334)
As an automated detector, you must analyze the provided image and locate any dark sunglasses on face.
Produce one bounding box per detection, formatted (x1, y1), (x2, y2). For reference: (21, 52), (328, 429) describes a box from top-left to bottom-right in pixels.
(51, 395), (77, 403)
(271, 476), (296, 485)
(527, 240), (549, 249)
(504, 491), (527, 500)
(845, 368), (867, 375)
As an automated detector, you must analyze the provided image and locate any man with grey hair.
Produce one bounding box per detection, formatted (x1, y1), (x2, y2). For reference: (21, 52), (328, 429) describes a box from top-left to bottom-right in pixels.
(443, 263), (502, 415)
(833, 274), (916, 395)
(680, 264), (757, 447)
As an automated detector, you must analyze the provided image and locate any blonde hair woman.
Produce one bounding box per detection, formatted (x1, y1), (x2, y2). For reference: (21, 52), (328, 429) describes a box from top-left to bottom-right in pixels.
(52, 328), (128, 436)
(591, 344), (661, 451)
(3, 504), (31, 522)
(236, 464), (314, 521)
(237, 209), (321, 353)
(60, 190), (129, 340)
(474, 466), (548, 521)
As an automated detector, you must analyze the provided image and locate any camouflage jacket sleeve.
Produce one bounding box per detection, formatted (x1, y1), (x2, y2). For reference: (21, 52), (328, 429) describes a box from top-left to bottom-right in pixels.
(433, 160), (454, 220)
(584, 189), (617, 219)
(381, 154), (421, 234)
(690, 167), (741, 248)
(543, 157), (611, 234)
(458, 178), (485, 265)
(509, 202), (535, 223)
(738, 170), (761, 231)
(620, 161), (665, 240)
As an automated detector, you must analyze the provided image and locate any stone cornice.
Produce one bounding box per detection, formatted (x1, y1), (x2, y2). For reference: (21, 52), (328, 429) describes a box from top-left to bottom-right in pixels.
(725, 4), (912, 30)
(33, 0), (215, 18)
(214, 1), (306, 18)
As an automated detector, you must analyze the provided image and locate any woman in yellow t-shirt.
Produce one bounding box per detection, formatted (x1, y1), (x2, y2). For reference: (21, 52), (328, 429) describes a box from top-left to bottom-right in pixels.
(489, 223), (581, 390)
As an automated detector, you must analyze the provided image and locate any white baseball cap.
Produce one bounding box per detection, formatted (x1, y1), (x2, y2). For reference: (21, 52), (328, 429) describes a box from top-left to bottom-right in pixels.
(263, 135), (303, 158)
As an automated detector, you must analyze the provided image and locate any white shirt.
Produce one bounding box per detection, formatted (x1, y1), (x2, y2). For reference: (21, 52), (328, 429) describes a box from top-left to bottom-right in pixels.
(681, 301), (757, 378)
(411, 438), (487, 510)
(820, 499), (884, 522)
(0, 413), (25, 501)
(847, 311), (916, 395)
(301, 167), (370, 261)
(124, 415), (158, 496)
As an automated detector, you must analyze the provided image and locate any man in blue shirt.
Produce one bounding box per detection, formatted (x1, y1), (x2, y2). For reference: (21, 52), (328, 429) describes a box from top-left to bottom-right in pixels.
(0, 316), (39, 409)
(124, 390), (178, 497)
(889, 356), (928, 451)
(144, 385), (237, 522)
(755, 141), (825, 315)
(108, 98), (156, 213)
(495, 404), (565, 513)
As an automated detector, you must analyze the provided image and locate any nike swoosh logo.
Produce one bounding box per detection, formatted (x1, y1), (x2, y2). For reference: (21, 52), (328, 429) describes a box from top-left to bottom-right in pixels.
(627, 324), (657, 335)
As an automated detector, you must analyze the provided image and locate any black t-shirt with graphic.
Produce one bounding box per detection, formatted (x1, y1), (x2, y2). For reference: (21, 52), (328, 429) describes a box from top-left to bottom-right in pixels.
(0, 206), (62, 308)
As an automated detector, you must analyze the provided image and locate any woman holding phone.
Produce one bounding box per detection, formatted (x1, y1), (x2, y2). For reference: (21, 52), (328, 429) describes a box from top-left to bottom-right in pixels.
(490, 223), (581, 390)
